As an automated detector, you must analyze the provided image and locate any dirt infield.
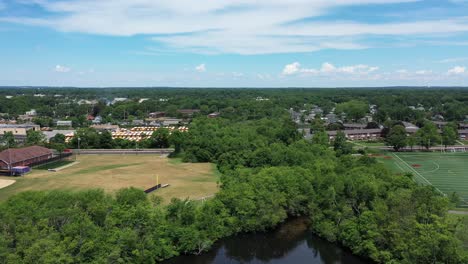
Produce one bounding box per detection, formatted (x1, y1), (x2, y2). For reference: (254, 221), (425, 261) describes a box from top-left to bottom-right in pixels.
(0, 179), (16, 189)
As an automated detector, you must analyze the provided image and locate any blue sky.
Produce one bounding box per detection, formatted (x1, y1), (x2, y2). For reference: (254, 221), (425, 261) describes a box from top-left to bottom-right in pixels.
(1, 0), (468, 87)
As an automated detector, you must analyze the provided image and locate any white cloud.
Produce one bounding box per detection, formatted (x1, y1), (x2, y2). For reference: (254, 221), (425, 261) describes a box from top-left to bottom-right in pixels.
(54, 64), (71, 73)
(415, 70), (432, 75)
(282, 62), (301, 75)
(283, 62), (379, 76)
(438, 57), (468, 63)
(447, 66), (466, 74)
(232, 72), (244, 78)
(195, 64), (206, 73)
(5, 0), (468, 54)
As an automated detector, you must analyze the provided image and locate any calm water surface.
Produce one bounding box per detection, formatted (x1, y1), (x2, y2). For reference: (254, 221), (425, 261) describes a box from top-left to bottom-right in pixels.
(164, 218), (370, 264)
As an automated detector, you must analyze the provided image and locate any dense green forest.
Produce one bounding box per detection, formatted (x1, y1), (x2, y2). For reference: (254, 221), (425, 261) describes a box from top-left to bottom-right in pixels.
(2, 88), (468, 263)
(0, 87), (467, 124)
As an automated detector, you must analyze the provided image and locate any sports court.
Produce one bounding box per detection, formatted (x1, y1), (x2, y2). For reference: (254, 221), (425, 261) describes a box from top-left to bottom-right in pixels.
(382, 152), (468, 202)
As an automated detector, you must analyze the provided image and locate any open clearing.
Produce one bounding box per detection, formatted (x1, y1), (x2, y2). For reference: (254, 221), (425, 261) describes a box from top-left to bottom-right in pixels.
(0, 155), (219, 202)
(376, 152), (468, 201)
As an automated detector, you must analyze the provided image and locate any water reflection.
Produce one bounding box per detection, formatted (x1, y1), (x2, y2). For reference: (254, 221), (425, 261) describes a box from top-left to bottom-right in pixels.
(164, 218), (369, 264)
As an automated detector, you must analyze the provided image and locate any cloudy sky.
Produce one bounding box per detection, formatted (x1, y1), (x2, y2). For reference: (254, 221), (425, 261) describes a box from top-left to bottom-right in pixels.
(1, 0), (468, 87)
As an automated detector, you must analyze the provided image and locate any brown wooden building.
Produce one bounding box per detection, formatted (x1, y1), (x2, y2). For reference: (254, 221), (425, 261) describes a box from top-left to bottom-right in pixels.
(0, 146), (53, 170)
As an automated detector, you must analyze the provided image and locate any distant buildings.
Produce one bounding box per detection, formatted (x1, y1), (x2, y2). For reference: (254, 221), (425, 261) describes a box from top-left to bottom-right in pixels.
(92, 116), (102, 125)
(56, 120), (73, 127)
(177, 109), (200, 117)
(208, 112), (220, 118)
(0, 124), (40, 143)
(42, 130), (75, 143)
(148, 112), (166, 119)
(90, 124), (120, 132)
(112, 98), (128, 104)
(77, 99), (98, 105)
(132, 119), (145, 126)
(26, 109), (37, 116)
(162, 118), (183, 126)
(111, 126), (188, 142)
(327, 129), (383, 141)
(343, 123), (367, 130)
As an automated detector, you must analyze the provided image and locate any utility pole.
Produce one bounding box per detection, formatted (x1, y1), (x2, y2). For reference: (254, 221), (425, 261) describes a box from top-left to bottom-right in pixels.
(7, 141), (12, 176)
(77, 137), (81, 156)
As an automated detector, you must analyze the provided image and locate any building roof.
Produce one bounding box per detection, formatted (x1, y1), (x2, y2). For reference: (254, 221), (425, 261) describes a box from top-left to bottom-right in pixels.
(42, 130), (76, 141)
(326, 129), (382, 136)
(0, 146), (52, 166)
(343, 123), (367, 129)
(0, 124), (39, 129)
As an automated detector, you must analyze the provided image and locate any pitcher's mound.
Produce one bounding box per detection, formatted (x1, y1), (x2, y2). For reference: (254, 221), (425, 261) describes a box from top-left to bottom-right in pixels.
(0, 179), (16, 189)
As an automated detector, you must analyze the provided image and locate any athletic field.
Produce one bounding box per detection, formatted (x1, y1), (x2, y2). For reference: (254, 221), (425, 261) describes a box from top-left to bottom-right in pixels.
(0, 155), (219, 203)
(378, 152), (468, 201)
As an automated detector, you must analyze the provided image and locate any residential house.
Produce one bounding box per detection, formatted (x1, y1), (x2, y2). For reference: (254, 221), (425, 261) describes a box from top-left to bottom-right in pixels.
(208, 112), (220, 118)
(149, 112), (166, 118)
(56, 120), (72, 127)
(0, 124), (40, 143)
(177, 109), (200, 117)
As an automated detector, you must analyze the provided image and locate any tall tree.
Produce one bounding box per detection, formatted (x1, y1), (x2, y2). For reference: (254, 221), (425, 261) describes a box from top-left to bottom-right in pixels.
(26, 130), (46, 146)
(416, 122), (441, 150)
(441, 125), (458, 149)
(1, 131), (16, 148)
(385, 125), (407, 151)
(333, 131), (352, 155)
(312, 131), (329, 147)
(150, 128), (170, 148)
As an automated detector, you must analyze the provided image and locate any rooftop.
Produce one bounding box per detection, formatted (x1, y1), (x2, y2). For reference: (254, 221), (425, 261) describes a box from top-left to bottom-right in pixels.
(0, 146), (53, 166)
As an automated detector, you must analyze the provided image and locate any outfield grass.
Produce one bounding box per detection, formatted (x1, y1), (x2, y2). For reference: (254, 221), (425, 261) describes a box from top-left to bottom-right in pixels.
(0, 154), (219, 203)
(376, 152), (468, 201)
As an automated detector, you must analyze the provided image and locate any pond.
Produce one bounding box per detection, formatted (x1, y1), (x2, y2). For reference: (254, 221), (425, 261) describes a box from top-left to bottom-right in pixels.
(164, 218), (370, 264)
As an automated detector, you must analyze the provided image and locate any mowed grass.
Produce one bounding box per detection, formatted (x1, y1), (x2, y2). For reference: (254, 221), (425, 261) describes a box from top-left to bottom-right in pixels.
(376, 152), (468, 201)
(0, 154), (219, 203)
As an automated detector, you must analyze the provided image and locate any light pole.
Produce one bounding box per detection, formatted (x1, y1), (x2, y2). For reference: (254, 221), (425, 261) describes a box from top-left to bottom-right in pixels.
(77, 137), (81, 156)
(7, 141), (12, 176)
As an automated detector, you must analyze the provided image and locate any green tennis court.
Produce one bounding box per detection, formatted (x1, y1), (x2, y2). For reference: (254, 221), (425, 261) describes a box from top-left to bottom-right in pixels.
(378, 152), (468, 202)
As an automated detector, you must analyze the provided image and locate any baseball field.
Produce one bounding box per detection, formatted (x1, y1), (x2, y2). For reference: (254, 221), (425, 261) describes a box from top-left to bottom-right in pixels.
(0, 154), (219, 203)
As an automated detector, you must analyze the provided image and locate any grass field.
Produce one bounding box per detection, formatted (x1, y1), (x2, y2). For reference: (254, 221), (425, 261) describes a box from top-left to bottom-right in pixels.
(376, 152), (468, 202)
(0, 155), (219, 203)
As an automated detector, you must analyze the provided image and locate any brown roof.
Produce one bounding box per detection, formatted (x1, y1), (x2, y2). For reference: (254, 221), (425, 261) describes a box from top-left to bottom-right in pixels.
(0, 146), (52, 165)
(177, 109), (200, 114)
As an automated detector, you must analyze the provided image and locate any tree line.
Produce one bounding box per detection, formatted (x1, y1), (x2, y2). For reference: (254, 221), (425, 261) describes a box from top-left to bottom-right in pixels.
(1, 113), (467, 263)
